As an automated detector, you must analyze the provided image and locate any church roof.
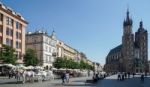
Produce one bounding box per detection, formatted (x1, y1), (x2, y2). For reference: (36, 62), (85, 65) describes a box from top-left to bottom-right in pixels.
(108, 44), (122, 56)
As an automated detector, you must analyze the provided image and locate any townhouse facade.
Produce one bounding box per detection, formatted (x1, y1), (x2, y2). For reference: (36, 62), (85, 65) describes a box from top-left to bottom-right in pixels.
(0, 2), (28, 64)
(26, 30), (57, 67)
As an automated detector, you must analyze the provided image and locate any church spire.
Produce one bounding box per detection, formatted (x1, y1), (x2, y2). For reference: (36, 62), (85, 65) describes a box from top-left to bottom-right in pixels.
(126, 8), (130, 20)
(123, 9), (132, 27)
(138, 20), (145, 32)
(139, 21), (143, 28)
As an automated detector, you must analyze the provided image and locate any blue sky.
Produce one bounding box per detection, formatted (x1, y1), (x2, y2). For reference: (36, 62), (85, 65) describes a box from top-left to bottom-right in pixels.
(2, 0), (150, 65)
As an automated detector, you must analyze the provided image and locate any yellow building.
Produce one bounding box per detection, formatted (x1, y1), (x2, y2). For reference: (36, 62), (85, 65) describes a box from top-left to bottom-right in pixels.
(0, 3), (28, 63)
(57, 40), (93, 64)
(87, 59), (93, 66)
(57, 40), (78, 61)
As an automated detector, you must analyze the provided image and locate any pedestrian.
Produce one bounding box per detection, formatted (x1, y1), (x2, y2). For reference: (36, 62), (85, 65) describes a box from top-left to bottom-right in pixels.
(141, 74), (144, 81)
(61, 72), (65, 84)
(8, 70), (13, 79)
(65, 71), (70, 83)
(104, 74), (106, 78)
(132, 73), (135, 78)
(128, 72), (130, 78)
(121, 74), (124, 81)
(16, 71), (21, 84)
(118, 74), (121, 80)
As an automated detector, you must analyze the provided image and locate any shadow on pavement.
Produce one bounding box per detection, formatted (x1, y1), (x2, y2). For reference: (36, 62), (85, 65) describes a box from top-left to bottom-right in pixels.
(72, 80), (85, 82)
(51, 83), (97, 87)
(0, 81), (22, 85)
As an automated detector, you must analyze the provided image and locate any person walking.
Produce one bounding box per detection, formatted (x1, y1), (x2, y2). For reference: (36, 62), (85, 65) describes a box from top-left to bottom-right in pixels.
(141, 74), (144, 81)
(128, 72), (130, 78)
(65, 71), (70, 83)
(61, 72), (65, 84)
(121, 74), (124, 81)
(132, 73), (135, 78)
(8, 70), (13, 79)
(118, 74), (121, 80)
(16, 71), (21, 84)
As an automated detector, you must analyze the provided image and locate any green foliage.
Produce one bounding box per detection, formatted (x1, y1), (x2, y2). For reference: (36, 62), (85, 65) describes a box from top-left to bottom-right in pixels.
(24, 49), (39, 66)
(0, 44), (17, 64)
(80, 60), (93, 70)
(53, 57), (93, 70)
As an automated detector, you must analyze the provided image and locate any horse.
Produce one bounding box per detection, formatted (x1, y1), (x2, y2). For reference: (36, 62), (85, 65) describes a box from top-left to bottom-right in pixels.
(36, 70), (54, 81)
(22, 70), (35, 83)
(46, 70), (54, 80)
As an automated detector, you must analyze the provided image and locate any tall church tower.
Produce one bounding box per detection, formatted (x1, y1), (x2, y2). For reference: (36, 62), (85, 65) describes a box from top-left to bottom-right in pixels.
(122, 10), (134, 72)
(135, 21), (148, 72)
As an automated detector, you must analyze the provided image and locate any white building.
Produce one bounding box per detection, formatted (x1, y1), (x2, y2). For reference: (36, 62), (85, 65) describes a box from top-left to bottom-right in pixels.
(26, 30), (57, 67)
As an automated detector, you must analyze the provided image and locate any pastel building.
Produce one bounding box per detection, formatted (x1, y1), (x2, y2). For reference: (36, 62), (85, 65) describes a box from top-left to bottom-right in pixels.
(26, 30), (57, 67)
(57, 40), (78, 61)
(0, 2), (28, 64)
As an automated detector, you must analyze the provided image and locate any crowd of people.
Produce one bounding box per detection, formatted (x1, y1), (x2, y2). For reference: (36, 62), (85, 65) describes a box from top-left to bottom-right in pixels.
(117, 72), (147, 81)
(92, 72), (108, 83)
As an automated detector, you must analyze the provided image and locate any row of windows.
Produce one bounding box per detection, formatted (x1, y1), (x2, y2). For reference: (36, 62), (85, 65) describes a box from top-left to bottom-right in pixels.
(44, 54), (53, 63)
(5, 17), (22, 29)
(6, 17), (13, 26)
(16, 21), (21, 29)
(6, 27), (21, 39)
(6, 38), (21, 49)
(0, 13), (22, 29)
(45, 46), (56, 53)
(16, 41), (21, 49)
(16, 32), (21, 39)
(45, 38), (56, 46)
(108, 53), (121, 60)
(6, 28), (13, 36)
(6, 38), (13, 47)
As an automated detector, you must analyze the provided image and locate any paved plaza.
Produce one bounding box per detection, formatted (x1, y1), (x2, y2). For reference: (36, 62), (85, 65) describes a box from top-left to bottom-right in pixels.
(0, 76), (96, 87)
(1, 75), (150, 87)
(97, 74), (150, 87)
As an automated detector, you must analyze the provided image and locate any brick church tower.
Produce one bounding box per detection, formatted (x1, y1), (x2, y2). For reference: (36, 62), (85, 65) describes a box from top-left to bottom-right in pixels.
(122, 10), (134, 72)
(135, 21), (148, 72)
(104, 9), (148, 73)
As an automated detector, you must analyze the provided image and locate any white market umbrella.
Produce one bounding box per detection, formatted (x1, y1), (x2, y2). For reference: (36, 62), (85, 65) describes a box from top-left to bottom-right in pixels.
(27, 66), (34, 69)
(4, 64), (16, 68)
(34, 66), (44, 70)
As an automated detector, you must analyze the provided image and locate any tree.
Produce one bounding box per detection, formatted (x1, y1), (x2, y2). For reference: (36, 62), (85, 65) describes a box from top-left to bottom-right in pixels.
(79, 60), (93, 70)
(53, 57), (66, 69)
(0, 44), (17, 64)
(80, 60), (87, 69)
(53, 57), (93, 70)
(24, 49), (39, 66)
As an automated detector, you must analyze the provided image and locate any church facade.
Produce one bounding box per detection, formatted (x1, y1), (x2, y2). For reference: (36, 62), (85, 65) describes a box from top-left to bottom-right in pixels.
(104, 10), (148, 73)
